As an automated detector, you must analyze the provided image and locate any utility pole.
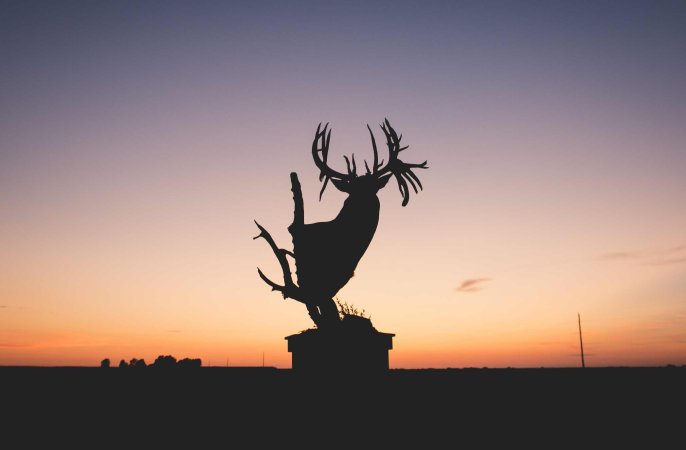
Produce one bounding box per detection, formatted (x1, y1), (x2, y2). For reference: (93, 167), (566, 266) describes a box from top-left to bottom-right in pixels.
(578, 313), (586, 369)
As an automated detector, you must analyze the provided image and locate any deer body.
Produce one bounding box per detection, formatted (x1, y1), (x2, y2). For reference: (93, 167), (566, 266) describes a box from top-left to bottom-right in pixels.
(292, 191), (381, 301)
(255, 119), (427, 328)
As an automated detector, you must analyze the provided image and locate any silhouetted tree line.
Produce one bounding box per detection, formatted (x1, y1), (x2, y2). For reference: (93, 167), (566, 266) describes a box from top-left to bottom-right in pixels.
(100, 355), (201, 369)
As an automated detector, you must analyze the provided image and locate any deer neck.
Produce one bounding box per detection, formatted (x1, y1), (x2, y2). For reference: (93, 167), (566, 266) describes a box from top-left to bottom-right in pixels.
(335, 194), (381, 227)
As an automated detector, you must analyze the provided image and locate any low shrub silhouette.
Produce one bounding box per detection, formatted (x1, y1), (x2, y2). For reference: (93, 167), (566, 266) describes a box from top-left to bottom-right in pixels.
(129, 358), (147, 369)
(152, 355), (177, 369)
(178, 358), (202, 368)
(111, 355), (202, 369)
(335, 297), (370, 320)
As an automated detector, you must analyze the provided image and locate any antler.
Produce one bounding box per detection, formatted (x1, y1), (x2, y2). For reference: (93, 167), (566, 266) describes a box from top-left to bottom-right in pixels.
(374, 119), (428, 206)
(313, 119), (427, 205)
(312, 123), (349, 200)
(367, 125), (382, 173)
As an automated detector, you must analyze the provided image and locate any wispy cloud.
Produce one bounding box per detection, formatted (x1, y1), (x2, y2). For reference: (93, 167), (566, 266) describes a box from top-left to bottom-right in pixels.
(165, 329), (182, 333)
(0, 342), (31, 348)
(643, 257), (686, 267)
(599, 245), (686, 266)
(455, 278), (491, 293)
(0, 305), (7, 308)
(599, 251), (642, 261)
(0, 334), (110, 349)
(608, 311), (686, 346)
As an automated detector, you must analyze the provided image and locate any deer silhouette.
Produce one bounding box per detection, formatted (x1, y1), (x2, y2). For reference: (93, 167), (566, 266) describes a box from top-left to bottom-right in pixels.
(254, 119), (427, 328)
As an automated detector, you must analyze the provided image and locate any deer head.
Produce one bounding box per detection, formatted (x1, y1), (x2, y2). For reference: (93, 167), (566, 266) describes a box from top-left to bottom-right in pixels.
(312, 119), (428, 206)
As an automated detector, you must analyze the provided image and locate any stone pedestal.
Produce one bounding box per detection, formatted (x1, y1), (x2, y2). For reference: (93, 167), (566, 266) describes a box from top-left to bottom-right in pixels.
(285, 316), (394, 372)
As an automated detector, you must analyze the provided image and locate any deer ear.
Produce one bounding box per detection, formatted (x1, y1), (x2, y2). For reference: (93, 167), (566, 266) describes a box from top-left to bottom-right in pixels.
(376, 174), (392, 190)
(331, 178), (350, 192)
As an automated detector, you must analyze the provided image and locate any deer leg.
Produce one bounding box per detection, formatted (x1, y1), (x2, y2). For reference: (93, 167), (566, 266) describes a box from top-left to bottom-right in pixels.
(306, 304), (324, 328)
(317, 297), (341, 328)
(253, 221), (304, 303)
(304, 297), (341, 329)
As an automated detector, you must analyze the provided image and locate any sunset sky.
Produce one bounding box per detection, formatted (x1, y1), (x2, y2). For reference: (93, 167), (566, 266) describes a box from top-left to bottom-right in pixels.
(2, 1), (685, 368)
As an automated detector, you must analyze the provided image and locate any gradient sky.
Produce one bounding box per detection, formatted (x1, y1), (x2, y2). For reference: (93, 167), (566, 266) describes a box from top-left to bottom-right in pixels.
(2, 1), (685, 367)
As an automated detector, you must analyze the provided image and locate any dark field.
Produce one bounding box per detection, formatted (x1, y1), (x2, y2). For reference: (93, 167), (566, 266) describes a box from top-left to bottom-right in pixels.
(3, 366), (683, 444)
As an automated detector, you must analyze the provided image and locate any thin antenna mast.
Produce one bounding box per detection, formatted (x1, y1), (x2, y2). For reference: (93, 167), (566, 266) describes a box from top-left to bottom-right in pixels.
(578, 313), (586, 369)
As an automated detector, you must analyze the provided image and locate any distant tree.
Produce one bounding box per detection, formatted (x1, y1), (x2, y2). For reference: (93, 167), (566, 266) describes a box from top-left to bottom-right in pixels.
(127, 358), (147, 368)
(152, 355), (177, 369)
(118, 355), (202, 369)
(100, 358), (110, 368)
(132, 358), (147, 368)
(178, 358), (202, 368)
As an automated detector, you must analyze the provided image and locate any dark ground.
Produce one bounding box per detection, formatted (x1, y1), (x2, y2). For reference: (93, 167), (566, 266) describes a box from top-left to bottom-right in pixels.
(3, 366), (683, 445)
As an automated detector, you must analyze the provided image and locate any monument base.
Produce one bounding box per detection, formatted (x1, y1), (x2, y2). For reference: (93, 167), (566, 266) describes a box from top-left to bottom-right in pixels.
(285, 315), (394, 372)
